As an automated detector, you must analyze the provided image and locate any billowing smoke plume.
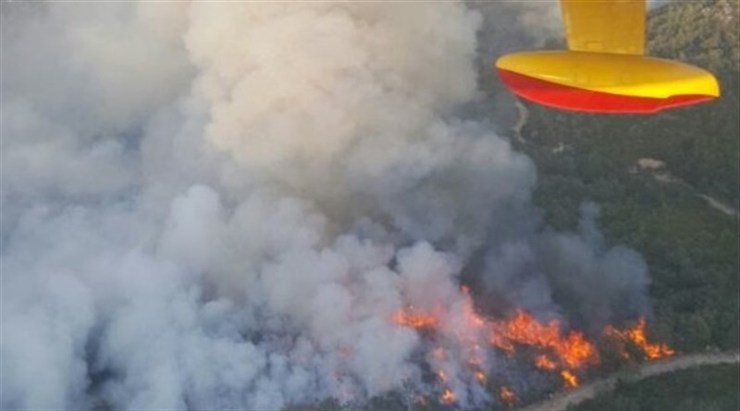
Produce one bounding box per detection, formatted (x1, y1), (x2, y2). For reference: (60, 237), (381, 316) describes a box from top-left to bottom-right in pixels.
(2, 2), (649, 410)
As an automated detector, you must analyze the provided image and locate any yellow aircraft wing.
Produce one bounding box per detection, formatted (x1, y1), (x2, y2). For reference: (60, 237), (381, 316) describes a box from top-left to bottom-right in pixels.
(561, 0), (645, 55)
(495, 0), (719, 113)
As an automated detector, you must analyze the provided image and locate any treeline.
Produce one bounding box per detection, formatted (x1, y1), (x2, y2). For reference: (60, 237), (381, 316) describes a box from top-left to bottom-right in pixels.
(568, 364), (740, 411)
(516, 0), (739, 354)
(647, 0), (739, 206)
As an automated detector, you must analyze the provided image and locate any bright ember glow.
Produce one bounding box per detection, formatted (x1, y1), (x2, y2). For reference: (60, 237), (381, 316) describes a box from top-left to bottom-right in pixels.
(440, 388), (455, 404)
(392, 306), (439, 330)
(499, 386), (516, 403)
(604, 317), (676, 360)
(535, 354), (557, 370)
(560, 370), (579, 388)
(489, 310), (596, 369)
(391, 295), (674, 399)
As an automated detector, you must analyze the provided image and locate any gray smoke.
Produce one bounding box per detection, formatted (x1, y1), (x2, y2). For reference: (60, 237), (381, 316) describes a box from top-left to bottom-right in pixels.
(2, 2), (649, 410)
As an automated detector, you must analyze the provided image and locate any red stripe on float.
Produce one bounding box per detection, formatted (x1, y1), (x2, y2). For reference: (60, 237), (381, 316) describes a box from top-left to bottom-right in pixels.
(497, 68), (715, 114)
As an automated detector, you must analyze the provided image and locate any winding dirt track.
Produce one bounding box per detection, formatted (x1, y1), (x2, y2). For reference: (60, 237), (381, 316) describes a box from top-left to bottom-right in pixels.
(518, 352), (740, 411)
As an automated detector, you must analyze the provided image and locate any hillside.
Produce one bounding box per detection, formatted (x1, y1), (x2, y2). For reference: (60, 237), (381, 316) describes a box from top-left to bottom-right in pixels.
(512, 0), (739, 355)
(647, 0), (739, 206)
(568, 363), (739, 411)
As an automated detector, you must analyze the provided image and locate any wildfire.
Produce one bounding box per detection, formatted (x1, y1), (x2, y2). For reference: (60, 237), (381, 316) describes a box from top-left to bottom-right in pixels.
(558, 330), (596, 368)
(440, 388), (455, 404)
(560, 370), (579, 388)
(499, 386), (516, 403)
(603, 317), (675, 360)
(624, 318), (675, 359)
(489, 310), (596, 369)
(489, 334), (515, 354)
(392, 306), (439, 330)
(388, 292), (674, 401)
(535, 354), (557, 370)
(489, 310), (558, 351)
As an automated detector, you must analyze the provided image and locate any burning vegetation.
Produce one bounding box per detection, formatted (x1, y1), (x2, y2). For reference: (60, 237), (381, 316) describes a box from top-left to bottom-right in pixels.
(559, 370), (579, 388)
(392, 306), (440, 331)
(440, 388), (456, 404)
(498, 386), (516, 404)
(391, 289), (675, 407)
(603, 318), (676, 360)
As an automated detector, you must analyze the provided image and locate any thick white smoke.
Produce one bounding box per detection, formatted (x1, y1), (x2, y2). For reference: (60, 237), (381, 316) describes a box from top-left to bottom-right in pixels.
(2, 2), (649, 410)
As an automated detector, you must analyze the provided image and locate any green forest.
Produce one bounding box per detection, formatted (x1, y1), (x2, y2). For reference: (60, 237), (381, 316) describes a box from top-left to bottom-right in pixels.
(568, 364), (740, 411)
(518, 0), (739, 355)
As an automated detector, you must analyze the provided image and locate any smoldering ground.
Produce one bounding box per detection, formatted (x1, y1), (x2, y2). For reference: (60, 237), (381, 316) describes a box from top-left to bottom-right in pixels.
(2, 2), (648, 409)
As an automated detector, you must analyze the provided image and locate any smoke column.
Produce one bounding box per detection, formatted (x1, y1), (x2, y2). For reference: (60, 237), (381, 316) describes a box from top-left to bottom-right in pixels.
(2, 2), (649, 409)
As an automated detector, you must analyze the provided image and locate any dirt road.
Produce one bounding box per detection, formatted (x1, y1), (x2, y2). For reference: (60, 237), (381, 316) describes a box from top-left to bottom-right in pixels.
(519, 352), (740, 411)
(697, 194), (739, 218)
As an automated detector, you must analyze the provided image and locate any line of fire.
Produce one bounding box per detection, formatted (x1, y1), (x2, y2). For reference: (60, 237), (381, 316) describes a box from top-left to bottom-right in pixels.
(389, 286), (674, 408)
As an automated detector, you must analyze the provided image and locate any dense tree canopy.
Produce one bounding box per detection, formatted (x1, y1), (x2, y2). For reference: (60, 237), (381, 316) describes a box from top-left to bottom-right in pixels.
(518, 0), (739, 354)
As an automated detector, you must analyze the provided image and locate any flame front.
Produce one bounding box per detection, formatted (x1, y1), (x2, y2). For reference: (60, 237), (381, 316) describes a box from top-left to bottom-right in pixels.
(392, 306), (439, 330)
(489, 310), (596, 369)
(390, 293), (674, 402)
(624, 318), (675, 359)
(604, 317), (676, 360)
(489, 310), (561, 352)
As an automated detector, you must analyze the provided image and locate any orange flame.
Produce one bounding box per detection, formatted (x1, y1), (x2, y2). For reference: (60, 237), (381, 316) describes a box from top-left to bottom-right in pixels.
(392, 306), (438, 330)
(624, 318), (675, 359)
(489, 310), (596, 368)
(557, 330), (596, 368)
(535, 354), (557, 370)
(489, 332), (515, 354)
(560, 370), (579, 388)
(489, 310), (560, 349)
(440, 388), (455, 404)
(603, 317), (675, 360)
(390, 292), (674, 398)
(499, 386), (516, 403)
